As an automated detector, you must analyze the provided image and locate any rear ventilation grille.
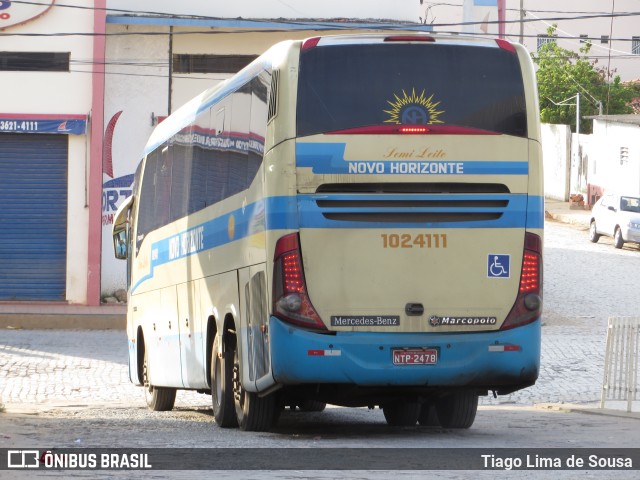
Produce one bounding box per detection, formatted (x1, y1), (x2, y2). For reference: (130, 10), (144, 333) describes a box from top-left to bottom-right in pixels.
(316, 183), (510, 194)
(311, 184), (512, 224)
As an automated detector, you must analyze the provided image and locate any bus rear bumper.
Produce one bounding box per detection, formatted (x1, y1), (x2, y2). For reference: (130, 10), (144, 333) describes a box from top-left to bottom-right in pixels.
(270, 317), (540, 390)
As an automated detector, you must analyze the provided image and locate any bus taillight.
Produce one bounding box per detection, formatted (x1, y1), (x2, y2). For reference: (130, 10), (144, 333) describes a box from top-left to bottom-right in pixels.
(384, 35), (435, 42)
(273, 233), (327, 331)
(495, 39), (517, 54)
(519, 251), (540, 293)
(301, 37), (321, 50)
(501, 232), (543, 330)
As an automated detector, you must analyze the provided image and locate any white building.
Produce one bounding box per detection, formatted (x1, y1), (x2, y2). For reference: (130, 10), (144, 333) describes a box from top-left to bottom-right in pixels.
(0, 1), (103, 306)
(422, 0), (640, 81)
(586, 115), (640, 200)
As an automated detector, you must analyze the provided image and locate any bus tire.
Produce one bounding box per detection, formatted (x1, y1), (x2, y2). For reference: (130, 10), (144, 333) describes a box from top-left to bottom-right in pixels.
(211, 341), (238, 428)
(435, 391), (478, 429)
(298, 399), (326, 412)
(142, 348), (176, 412)
(382, 401), (421, 426)
(232, 339), (278, 431)
(417, 403), (440, 427)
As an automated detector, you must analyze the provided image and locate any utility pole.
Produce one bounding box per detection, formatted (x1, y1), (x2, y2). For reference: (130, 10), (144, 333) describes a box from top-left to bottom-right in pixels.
(498, 0), (506, 39)
(519, 0), (524, 44)
(576, 92), (580, 136)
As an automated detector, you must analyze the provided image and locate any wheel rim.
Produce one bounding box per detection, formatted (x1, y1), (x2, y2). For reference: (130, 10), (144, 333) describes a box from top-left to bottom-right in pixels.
(143, 353), (154, 398)
(615, 228), (623, 246)
(214, 355), (222, 407)
(233, 345), (244, 412)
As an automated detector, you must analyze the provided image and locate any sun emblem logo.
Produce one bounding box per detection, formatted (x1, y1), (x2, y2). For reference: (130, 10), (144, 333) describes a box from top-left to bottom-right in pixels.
(383, 88), (444, 125)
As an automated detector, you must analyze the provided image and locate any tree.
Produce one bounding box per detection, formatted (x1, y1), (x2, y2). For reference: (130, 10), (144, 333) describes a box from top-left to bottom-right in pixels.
(532, 26), (637, 134)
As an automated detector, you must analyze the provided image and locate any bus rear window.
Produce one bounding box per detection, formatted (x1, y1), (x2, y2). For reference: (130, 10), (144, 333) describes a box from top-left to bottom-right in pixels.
(296, 43), (527, 138)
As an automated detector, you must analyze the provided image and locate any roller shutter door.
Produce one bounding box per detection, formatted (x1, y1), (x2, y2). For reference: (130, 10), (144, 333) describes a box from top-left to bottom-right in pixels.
(0, 134), (68, 300)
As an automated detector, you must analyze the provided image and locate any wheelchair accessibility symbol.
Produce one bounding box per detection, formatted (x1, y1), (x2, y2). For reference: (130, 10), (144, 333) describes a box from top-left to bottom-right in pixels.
(488, 254), (510, 278)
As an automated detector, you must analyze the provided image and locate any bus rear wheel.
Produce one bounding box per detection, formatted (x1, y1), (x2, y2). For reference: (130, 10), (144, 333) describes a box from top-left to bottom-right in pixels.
(232, 337), (278, 431)
(417, 403), (440, 426)
(142, 348), (176, 411)
(435, 391), (478, 429)
(382, 401), (421, 426)
(211, 339), (238, 428)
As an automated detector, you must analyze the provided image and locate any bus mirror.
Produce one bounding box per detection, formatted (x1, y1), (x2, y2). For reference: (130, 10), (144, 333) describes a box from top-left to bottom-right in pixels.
(112, 195), (134, 260)
(113, 227), (128, 260)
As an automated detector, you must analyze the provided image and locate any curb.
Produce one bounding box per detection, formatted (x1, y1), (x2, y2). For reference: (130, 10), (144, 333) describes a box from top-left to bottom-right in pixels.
(535, 403), (640, 420)
(0, 304), (126, 330)
(0, 314), (125, 330)
(544, 211), (591, 229)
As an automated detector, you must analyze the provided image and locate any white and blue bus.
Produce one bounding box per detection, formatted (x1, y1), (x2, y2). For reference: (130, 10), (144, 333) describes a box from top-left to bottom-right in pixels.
(113, 34), (543, 431)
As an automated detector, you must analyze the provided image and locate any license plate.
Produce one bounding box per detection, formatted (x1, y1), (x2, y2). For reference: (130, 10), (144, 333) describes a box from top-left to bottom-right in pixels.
(392, 348), (438, 365)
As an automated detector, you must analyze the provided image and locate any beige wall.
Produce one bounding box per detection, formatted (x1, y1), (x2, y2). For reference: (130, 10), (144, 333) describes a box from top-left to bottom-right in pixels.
(0, 1), (93, 113)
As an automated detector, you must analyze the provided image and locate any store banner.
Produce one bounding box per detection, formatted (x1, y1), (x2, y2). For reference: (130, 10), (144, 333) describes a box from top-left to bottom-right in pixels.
(0, 117), (87, 135)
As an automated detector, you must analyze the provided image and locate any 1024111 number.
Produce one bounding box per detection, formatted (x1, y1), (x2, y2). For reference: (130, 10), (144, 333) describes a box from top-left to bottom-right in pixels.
(381, 233), (447, 249)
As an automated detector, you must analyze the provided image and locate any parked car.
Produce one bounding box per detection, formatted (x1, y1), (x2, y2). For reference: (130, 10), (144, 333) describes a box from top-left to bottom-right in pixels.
(589, 193), (640, 249)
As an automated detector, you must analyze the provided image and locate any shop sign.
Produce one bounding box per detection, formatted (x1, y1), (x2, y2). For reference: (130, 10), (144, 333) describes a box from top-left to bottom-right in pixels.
(0, 1), (55, 30)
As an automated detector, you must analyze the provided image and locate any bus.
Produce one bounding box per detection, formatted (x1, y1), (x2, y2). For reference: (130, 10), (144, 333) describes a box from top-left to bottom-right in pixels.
(113, 33), (543, 431)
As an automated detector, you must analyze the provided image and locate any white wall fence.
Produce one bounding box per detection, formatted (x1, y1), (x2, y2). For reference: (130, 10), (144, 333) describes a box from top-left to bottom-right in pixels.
(541, 123), (571, 201)
(543, 120), (640, 205)
(600, 316), (640, 412)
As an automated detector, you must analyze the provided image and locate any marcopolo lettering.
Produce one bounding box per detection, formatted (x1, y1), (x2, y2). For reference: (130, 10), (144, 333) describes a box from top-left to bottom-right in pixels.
(430, 316), (497, 327)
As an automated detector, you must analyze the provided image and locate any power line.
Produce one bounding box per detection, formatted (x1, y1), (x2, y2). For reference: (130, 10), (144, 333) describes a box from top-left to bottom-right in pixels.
(2, 26), (640, 41)
(424, 1), (636, 16)
(5, 0), (640, 35)
(13, 0), (635, 20)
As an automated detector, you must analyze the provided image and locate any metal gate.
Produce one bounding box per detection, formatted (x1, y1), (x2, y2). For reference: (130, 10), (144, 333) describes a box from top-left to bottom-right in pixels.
(0, 133), (68, 300)
(601, 316), (639, 412)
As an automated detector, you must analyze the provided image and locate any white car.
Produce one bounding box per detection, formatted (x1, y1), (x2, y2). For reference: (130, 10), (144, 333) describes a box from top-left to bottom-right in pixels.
(589, 193), (640, 249)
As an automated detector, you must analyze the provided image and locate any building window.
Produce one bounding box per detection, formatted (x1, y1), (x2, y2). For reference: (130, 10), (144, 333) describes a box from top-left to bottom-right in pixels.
(537, 35), (556, 50)
(0, 52), (70, 71)
(172, 54), (258, 74)
(620, 146), (629, 165)
(601, 35), (609, 44)
(632, 37), (640, 55)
